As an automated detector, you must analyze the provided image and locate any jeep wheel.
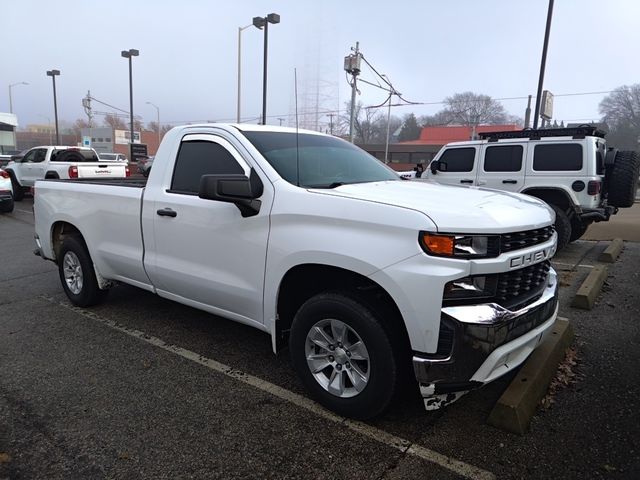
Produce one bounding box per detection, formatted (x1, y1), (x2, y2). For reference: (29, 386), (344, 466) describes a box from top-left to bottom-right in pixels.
(551, 205), (571, 250)
(607, 150), (640, 208)
(289, 292), (399, 419)
(569, 218), (590, 243)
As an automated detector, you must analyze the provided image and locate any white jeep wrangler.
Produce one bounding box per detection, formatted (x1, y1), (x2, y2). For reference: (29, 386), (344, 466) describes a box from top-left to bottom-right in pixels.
(424, 126), (640, 249)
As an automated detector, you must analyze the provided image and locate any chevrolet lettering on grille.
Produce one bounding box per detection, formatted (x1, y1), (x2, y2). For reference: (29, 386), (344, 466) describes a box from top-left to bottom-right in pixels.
(509, 248), (550, 269)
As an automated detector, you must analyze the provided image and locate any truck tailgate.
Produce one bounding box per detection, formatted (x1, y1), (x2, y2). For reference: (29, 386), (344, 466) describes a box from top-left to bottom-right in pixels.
(77, 163), (128, 178)
(34, 181), (150, 289)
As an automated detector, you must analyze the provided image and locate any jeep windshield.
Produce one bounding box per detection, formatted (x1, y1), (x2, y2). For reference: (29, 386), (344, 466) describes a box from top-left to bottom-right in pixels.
(242, 131), (399, 188)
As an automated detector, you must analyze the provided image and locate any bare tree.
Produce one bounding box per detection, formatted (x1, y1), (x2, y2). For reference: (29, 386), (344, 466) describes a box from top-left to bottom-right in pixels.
(71, 118), (90, 137)
(418, 111), (454, 127)
(442, 92), (508, 127)
(599, 84), (640, 149)
(103, 114), (127, 130)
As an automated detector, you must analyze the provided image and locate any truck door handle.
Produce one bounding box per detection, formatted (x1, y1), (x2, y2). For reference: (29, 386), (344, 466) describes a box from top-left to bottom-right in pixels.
(502, 179), (518, 184)
(157, 208), (177, 217)
(460, 179), (474, 184)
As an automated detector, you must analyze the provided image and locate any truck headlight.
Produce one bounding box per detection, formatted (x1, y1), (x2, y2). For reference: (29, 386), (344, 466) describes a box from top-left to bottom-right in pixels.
(419, 232), (498, 258)
(444, 275), (498, 300)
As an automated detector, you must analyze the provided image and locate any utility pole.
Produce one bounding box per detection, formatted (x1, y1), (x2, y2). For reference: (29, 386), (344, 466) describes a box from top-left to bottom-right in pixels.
(533, 0), (554, 129)
(524, 95), (532, 128)
(277, 117), (285, 126)
(344, 41), (361, 143)
(328, 113), (335, 135)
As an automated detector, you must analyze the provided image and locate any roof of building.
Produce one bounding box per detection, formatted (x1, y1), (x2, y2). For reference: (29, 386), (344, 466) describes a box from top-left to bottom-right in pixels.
(400, 124), (521, 145)
(0, 112), (18, 128)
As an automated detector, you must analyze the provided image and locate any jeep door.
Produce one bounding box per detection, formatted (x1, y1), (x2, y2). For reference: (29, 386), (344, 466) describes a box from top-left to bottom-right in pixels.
(477, 143), (526, 192)
(428, 146), (479, 186)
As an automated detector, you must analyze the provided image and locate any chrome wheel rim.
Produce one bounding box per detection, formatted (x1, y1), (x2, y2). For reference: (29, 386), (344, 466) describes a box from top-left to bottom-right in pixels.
(63, 251), (83, 295)
(305, 318), (370, 398)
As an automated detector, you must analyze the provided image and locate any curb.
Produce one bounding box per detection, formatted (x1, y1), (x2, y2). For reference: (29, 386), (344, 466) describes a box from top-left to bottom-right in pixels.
(487, 317), (574, 435)
(598, 238), (624, 263)
(572, 264), (608, 310)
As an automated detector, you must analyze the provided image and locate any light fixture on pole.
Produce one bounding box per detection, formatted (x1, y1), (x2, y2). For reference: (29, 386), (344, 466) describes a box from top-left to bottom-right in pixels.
(146, 101), (160, 146)
(46, 70), (61, 145)
(253, 13), (280, 125)
(121, 49), (139, 148)
(237, 23), (253, 123)
(8, 82), (28, 114)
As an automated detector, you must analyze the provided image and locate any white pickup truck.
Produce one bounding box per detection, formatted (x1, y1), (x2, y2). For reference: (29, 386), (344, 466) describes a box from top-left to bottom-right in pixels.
(5, 146), (129, 200)
(34, 124), (559, 418)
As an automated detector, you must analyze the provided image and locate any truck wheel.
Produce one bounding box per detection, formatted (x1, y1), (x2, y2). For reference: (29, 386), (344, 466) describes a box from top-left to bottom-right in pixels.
(8, 172), (24, 201)
(569, 218), (590, 243)
(58, 236), (108, 307)
(0, 197), (14, 213)
(551, 205), (571, 251)
(289, 292), (398, 419)
(607, 150), (640, 208)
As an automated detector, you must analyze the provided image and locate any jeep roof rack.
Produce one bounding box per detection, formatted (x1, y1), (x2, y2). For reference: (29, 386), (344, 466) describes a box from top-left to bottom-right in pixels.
(478, 125), (606, 142)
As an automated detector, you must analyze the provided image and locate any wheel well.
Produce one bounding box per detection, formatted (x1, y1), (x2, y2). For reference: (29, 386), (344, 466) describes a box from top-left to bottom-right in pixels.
(51, 221), (84, 263)
(45, 171), (60, 179)
(275, 264), (410, 352)
(523, 188), (573, 212)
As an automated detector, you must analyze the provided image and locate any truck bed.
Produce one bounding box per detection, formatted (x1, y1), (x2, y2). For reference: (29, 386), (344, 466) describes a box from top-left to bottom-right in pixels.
(42, 177), (148, 188)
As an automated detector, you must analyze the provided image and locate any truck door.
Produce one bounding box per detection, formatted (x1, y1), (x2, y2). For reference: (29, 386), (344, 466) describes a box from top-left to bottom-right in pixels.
(144, 133), (274, 325)
(477, 143), (526, 192)
(15, 148), (45, 186)
(428, 146), (478, 186)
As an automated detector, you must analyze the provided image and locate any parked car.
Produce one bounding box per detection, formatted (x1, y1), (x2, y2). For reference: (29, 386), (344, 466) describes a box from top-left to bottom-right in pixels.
(4, 146), (130, 201)
(98, 152), (128, 162)
(424, 126), (640, 249)
(0, 168), (14, 213)
(137, 156), (154, 177)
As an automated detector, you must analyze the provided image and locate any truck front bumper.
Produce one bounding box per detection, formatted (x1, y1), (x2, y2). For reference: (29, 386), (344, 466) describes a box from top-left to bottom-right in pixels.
(413, 268), (559, 410)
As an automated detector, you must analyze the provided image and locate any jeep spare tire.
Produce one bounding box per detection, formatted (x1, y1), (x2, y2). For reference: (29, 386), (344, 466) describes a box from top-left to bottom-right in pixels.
(608, 150), (640, 208)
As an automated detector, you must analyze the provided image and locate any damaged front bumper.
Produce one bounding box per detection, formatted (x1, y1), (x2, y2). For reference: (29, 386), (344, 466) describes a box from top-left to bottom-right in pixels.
(413, 268), (559, 410)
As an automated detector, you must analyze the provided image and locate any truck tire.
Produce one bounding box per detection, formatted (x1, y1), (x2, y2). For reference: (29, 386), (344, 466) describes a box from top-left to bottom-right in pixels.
(289, 292), (399, 419)
(58, 236), (108, 307)
(607, 150), (640, 208)
(551, 204), (571, 251)
(7, 171), (24, 201)
(0, 197), (14, 213)
(569, 218), (590, 243)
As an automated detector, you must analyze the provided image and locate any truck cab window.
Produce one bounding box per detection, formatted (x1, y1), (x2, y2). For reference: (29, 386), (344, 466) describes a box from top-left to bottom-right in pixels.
(171, 140), (244, 194)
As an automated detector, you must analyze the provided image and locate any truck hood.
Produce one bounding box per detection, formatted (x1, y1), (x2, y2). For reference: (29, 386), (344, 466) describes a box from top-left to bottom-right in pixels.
(311, 180), (554, 233)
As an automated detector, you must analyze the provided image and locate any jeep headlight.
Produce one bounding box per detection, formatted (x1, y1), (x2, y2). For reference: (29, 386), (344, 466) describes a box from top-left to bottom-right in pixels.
(419, 232), (498, 258)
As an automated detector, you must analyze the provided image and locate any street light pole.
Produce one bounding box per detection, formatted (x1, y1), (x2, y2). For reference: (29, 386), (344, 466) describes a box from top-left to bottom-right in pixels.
(253, 13), (280, 125)
(8, 82), (28, 114)
(121, 49), (139, 148)
(533, 0), (554, 129)
(146, 101), (160, 145)
(237, 24), (253, 123)
(46, 70), (60, 144)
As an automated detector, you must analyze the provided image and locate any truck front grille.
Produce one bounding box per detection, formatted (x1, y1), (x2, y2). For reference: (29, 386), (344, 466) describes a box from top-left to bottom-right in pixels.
(495, 260), (551, 310)
(500, 226), (555, 253)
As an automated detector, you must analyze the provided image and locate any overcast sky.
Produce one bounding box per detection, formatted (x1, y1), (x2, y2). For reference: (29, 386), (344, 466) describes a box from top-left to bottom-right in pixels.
(3, 0), (639, 130)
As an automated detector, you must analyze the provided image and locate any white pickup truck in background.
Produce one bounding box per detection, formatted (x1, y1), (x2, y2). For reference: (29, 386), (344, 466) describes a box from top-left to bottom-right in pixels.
(5, 146), (129, 200)
(34, 124), (558, 418)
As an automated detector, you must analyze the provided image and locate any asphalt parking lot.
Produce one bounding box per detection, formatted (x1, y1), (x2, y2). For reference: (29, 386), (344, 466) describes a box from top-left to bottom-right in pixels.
(1, 198), (639, 479)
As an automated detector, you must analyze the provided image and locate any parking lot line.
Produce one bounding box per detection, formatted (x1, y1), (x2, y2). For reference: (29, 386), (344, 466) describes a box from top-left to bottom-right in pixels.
(42, 295), (495, 480)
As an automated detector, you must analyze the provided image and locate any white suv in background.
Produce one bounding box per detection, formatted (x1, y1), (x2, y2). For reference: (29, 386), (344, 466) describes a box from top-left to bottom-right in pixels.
(424, 126), (640, 249)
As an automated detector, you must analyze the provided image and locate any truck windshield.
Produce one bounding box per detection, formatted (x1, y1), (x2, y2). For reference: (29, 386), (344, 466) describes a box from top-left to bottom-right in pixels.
(51, 149), (99, 162)
(241, 131), (399, 188)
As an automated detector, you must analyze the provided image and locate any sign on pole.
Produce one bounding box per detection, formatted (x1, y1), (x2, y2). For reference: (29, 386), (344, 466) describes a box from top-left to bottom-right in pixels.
(541, 90), (554, 120)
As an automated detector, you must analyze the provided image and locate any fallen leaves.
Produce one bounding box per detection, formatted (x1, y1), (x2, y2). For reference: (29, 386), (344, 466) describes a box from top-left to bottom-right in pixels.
(540, 346), (580, 409)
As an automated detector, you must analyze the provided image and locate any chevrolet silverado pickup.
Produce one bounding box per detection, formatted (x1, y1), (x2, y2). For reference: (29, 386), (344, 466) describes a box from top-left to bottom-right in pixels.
(6, 145), (130, 200)
(34, 124), (559, 418)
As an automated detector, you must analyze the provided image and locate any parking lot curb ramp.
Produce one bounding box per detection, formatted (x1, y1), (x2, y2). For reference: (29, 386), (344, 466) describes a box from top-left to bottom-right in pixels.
(487, 317), (574, 435)
(598, 238), (624, 263)
(572, 264), (609, 310)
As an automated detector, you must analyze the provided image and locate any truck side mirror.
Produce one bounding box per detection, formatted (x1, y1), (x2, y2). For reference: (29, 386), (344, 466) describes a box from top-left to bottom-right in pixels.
(199, 168), (263, 217)
(430, 160), (444, 174)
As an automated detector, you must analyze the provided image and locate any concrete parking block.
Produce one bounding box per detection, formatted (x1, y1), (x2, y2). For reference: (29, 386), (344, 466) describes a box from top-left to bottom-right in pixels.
(598, 238), (624, 263)
(572, 264), (609, 310)
(487, 317), (574, 435)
